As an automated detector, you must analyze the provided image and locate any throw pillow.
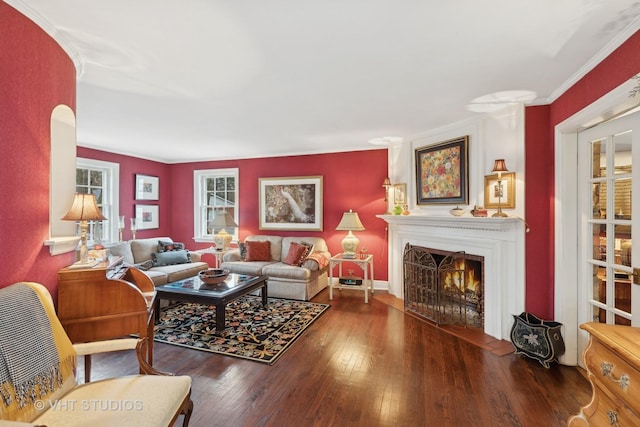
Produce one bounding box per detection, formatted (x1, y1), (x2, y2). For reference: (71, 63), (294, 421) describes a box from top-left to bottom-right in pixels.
(299, 242), (314, 265)
(158, 240), (186, 252)
(238, 242), (247, 261)
(245, 240), (271, 262)
(283, 242), (308, 266)
(151, 250), (192, 266)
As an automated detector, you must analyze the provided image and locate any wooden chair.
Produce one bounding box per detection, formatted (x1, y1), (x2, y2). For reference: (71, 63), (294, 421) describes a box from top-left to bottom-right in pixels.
(0, 282), (193, 426)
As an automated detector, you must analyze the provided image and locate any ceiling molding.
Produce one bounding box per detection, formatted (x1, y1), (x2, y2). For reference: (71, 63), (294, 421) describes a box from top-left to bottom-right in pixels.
(5, 0), (83, 76)
(546, 14), (640, 105)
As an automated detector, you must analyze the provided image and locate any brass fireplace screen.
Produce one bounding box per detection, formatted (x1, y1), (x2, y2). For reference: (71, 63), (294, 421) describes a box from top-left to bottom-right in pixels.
(403, 244), (483, 328)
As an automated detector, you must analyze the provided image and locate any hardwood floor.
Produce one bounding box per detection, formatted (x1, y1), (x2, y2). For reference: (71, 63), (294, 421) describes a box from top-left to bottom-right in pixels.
(83, 289), (591, 427)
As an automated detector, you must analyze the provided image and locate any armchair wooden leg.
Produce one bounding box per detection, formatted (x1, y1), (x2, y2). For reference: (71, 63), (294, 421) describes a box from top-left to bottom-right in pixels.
(180, 393), (194, 427)
(84, 354), (92, 382)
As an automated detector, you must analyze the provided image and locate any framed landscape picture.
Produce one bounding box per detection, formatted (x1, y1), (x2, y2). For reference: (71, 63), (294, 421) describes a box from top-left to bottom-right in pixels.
(415, 136), (468, 205)
(259, 176), (323, 231)
(135, 204), (159, 229)
(135, 174), (159, 200)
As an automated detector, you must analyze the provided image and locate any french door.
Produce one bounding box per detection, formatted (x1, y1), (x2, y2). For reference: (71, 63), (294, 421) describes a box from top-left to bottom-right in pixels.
(577, 110), (640, 358)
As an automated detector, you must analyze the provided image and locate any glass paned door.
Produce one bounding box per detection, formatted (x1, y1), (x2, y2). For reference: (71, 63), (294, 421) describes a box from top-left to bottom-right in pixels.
(578, 111), (639, 358)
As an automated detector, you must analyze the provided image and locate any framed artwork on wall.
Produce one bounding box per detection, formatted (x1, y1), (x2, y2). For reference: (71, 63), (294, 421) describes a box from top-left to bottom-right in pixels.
(484, 172), (515, 209)
(135, 204), (159, 229)
(135, 174), (159, 200)
(415, 136), (469, 205)
(259, 176), (323, 231)
(393, 183), (407, 205)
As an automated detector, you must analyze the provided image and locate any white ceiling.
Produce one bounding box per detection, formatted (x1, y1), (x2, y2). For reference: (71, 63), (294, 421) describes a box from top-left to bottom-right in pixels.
(8, 0), (640, 163)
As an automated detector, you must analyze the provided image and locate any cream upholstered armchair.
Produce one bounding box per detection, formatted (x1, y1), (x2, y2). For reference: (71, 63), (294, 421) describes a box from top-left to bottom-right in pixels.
(0, 282), (193, 427)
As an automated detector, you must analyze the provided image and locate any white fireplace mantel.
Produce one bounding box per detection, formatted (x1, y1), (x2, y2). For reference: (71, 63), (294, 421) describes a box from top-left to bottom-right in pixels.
(378, 214), (526, 340)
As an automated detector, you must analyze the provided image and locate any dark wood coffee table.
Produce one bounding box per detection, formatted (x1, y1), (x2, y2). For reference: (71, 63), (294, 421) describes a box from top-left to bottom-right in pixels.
(155, 273), (268, 332)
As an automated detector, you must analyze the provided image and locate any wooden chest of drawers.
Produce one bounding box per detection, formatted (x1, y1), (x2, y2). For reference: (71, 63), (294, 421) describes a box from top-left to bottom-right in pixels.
(568, 323), (640, 426)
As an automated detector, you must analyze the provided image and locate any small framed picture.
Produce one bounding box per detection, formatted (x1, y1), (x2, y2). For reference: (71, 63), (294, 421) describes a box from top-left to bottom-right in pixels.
(135, 174), (159, 201)
(135, 205), (159, 229)
(393, 183), (407, 205)
(484, 172), (515, 209)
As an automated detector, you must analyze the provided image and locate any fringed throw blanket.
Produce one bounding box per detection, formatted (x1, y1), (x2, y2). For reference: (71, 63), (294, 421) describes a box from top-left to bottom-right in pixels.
(304, 252), (329, 270)
(0, 282), (76, 421)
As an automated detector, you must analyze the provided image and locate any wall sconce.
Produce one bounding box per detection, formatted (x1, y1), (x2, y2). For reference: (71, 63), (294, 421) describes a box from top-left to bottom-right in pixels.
(491, 159), (508, 218)
(335, 209), (365, 259)
(61, 193), (107, 265)
(382, 177), (392, 214)
(211, 209), (238, 250)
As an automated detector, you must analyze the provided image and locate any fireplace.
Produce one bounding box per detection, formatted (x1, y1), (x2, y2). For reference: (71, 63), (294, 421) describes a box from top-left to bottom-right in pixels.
(403, 244), (484, 328)
(379, 214), (525, 340)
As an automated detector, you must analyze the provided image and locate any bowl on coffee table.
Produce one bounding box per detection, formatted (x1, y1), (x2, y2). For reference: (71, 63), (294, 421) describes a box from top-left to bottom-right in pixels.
(198, 268), (230, 285)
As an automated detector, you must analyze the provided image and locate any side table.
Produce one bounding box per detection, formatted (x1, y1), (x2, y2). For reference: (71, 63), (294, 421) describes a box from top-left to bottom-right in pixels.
(194, 246), (229, 268)
(329, 253), (374, 303)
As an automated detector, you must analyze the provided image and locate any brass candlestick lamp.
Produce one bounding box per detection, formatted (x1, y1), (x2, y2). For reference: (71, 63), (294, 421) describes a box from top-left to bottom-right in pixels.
(491, 159), (509, 218)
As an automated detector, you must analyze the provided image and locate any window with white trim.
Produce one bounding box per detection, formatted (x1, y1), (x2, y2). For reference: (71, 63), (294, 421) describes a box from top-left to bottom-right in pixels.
(76, 158), (120, 243)
(194, 168), (239, 242)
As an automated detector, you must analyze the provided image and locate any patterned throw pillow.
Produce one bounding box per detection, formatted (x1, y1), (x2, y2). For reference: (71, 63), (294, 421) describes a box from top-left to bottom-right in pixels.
(158, 240), (186, 252)
(245, 240), (271, 262)
(299, 242), (314, 265)
(238, 242), (247, 261)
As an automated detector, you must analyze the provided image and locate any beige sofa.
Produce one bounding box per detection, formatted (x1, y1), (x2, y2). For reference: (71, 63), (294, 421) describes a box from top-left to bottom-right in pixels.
(221, 235), (330, 301)
(107, 237), (208, 285)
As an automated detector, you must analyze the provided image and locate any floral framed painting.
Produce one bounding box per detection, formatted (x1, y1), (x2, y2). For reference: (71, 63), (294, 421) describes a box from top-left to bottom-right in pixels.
(135, 174), (159, 201)
(259, 176), (323, 231)
(415, 136), (468, 205)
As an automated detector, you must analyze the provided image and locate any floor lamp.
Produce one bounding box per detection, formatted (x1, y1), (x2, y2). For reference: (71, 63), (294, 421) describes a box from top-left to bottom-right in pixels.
(491, 159), (509, 218)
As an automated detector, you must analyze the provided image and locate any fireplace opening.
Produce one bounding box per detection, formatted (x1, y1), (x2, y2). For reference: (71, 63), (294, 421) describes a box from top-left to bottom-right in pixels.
(403, 244), (484, 328)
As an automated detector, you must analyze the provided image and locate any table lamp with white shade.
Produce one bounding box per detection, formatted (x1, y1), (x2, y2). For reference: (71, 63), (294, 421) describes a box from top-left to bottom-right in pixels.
(211, 209), (238, 250)
(335, 209), (365, 259)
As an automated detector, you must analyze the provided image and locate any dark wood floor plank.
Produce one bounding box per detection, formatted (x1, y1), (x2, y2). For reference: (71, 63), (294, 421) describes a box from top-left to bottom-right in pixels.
(80, 289), (590, 427)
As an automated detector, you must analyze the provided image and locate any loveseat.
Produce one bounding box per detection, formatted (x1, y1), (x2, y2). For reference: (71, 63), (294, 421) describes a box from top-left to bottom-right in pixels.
(221, 235), (331, 301)
(107, 237), (208, 285)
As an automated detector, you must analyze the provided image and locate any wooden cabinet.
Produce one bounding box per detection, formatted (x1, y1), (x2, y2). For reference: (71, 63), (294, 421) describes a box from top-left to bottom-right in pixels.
(57, 258), (156, 377)
(569, 323), (640, 426)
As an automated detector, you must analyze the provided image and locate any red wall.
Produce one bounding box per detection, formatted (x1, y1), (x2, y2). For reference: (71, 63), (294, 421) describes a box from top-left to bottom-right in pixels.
(77, 147), (173, 240)
(524, 29), (640, 319)
(0, 3), (77, 294)
(76, 149), (389, 279)
(168, 150), (390, 279)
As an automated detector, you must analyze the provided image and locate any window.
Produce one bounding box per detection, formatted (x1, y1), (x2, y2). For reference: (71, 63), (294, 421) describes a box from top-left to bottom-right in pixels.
(194, 168), (239, 242)
(76, 158), (120, 243)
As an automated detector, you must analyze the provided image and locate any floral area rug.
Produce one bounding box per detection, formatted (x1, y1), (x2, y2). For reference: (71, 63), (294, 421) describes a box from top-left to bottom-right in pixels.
(154, 296), (330, 364)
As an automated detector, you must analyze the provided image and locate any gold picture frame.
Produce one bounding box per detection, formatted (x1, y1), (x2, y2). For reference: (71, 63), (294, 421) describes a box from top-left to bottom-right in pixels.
(484, 172), (515, 209)
(393, 183), (407, 205)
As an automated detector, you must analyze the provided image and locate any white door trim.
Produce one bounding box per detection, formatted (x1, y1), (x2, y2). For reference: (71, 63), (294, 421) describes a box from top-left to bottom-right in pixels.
(554, 77), (640, 365)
